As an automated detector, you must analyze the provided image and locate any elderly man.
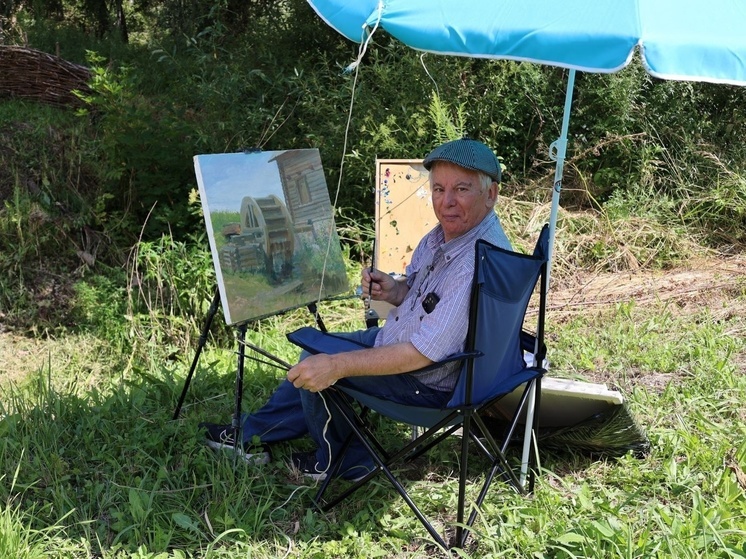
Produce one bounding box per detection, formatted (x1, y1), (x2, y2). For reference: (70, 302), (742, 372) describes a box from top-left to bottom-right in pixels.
(200, 137), (512, 481)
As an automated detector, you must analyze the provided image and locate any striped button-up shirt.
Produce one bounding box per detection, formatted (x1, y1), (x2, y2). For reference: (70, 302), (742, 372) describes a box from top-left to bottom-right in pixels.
(374, 211), (511, 392)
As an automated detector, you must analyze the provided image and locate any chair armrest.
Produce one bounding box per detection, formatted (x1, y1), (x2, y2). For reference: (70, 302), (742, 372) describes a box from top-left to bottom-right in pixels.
(287, 327), (372, 355)
(287, 326), (482, 373)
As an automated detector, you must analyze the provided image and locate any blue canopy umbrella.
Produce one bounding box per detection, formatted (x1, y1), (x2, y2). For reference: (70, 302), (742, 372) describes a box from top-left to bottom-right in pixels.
(307, 0), (746, 278)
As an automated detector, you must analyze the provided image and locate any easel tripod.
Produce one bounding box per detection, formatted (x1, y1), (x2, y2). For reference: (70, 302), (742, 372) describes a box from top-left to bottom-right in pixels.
(172, 288), (328, 458)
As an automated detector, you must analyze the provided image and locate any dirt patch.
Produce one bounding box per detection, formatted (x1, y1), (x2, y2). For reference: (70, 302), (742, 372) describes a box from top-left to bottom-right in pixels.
(549, 255), (746, 319)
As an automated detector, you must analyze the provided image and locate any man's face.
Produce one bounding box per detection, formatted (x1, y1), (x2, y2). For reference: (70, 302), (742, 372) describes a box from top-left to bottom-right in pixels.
(430, 162), (498, 242)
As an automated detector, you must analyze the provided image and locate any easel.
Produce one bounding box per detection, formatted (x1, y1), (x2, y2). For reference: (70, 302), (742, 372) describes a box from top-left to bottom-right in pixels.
(172, 287), (329, 459)
(184, 148), (361, 459)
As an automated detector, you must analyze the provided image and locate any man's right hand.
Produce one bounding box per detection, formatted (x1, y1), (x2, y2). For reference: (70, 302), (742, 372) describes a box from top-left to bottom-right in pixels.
(361, 268), (407, 306)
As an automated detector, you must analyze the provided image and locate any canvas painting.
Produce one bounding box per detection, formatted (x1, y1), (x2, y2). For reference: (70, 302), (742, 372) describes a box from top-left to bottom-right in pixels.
(194, 149), (349, 325)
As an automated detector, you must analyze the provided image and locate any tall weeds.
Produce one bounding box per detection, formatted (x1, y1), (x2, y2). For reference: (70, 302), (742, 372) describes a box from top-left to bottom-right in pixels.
(125, 231), (217, 353)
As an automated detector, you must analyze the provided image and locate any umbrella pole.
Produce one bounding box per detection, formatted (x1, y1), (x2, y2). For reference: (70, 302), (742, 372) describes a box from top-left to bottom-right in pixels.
(547, 68), (576, 287)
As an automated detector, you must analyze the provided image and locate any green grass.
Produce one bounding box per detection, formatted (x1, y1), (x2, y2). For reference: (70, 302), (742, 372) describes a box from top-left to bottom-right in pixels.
(1, 289), (745, 558)
(1, 173), (745, 557)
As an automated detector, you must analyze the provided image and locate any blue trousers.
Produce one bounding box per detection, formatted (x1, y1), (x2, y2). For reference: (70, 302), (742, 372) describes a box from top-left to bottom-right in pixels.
(240, 327), (451, 479)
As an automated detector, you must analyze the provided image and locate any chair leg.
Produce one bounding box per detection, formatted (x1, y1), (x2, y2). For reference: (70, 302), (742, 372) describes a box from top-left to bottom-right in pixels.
(455, 410), (473, 548)
(313, 387), (543, 550)
(317, 389), (454, 549)
(471, 413), (525, 492)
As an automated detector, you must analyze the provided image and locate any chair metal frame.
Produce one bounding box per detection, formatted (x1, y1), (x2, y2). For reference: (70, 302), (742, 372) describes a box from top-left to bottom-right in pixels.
(287, 225), (550, 549)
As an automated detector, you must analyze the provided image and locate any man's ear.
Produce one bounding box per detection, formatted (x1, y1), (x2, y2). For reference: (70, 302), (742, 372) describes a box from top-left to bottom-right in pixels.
(486, 181), (498, 206)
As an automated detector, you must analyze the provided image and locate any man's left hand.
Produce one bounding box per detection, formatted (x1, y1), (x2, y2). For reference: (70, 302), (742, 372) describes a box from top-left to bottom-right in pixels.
(287, 354), (339, 392)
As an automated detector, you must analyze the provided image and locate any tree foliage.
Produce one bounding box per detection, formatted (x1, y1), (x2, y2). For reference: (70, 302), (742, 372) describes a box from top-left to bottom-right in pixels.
(2, 0), (746, 271)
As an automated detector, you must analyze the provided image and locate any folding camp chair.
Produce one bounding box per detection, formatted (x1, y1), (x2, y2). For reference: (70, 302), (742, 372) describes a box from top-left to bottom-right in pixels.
(287, 225), (550, 549)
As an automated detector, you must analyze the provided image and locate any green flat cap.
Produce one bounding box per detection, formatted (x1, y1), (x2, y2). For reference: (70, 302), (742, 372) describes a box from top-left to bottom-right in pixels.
(423, 137), (501, 183)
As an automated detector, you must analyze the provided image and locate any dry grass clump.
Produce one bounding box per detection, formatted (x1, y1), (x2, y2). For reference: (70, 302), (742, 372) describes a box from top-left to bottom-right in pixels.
(498, 195), (705, 285)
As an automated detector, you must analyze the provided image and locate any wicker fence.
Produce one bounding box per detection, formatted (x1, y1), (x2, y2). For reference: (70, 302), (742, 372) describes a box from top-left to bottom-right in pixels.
(0, 45), (91, 108)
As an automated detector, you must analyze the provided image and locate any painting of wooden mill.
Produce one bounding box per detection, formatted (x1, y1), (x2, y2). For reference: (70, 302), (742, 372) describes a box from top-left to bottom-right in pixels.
(194, 149), (349, 325)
